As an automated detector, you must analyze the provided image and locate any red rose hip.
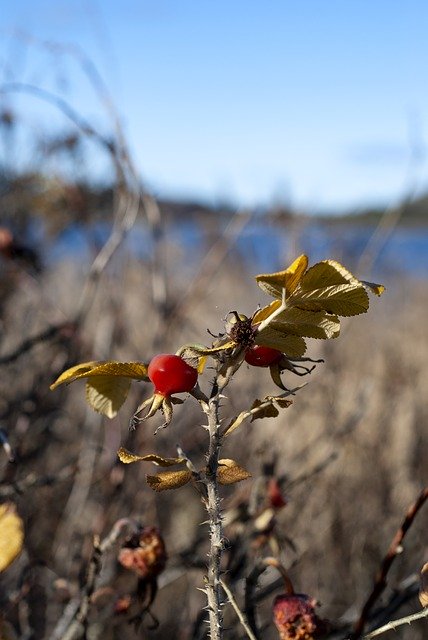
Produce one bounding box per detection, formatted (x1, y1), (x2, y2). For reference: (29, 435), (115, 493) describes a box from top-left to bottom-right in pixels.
(148, 354), (198, 396)
(245, 345), (282, 367)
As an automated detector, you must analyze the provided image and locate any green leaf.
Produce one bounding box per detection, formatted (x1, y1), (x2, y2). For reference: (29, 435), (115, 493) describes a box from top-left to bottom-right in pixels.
(146, 470), (192, 491)
(217, 459), (251, 485)
(118, 448), (186, 466)
(0, 503), (24, 573)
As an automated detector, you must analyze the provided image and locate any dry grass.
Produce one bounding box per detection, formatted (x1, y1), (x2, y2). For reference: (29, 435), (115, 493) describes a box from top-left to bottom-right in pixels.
(0, 243), (427, 639)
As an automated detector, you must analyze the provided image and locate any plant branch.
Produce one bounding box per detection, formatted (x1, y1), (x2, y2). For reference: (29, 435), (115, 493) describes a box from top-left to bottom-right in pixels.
(53, 518), (137, 640)
(220, 578), (258, 640)
(352, 486), (428, 638)
(204, 390), (225, 640)
(362, 607), (428, 639)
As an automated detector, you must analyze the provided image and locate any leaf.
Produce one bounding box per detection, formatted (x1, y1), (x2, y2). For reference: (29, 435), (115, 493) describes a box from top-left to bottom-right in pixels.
(217, 459), (251, 485)
(118, 447), (185, 466)
(269, 396), (294, 408)
(50, 361), (102, 390)
(224, 397), (287, 437)
(86, 377), (131, 418)
(269, 308), (341, 339)
(0, 503), (24, 573)
(255, 254), (308, 299)
(51, 361), (149, 390)
(250, 398), (280, 421)
(290, 282), (369, 316)
(146, 470), (192, 491)
(362, 281), (386, 297)
(255, 327), (307, 356)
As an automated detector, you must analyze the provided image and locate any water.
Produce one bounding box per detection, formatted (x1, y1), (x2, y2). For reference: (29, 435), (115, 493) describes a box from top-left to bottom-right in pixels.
(49, 218), (428, 279)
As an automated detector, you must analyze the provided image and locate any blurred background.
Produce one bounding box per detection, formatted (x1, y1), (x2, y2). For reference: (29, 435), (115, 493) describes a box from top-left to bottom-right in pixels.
(0, 2), (427, 639)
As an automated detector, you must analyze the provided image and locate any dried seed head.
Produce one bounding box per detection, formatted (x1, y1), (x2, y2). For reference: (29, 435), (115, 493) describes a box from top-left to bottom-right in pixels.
(226, 313), (256, 349)
(273, 593), (328, 640)
(118, 526), (167, 579)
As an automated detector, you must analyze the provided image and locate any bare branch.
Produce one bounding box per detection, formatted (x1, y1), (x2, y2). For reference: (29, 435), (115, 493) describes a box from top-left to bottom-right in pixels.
(352, 486), (428, 638)
(220, 578), (258, 640)
(363, 607), (428, 639)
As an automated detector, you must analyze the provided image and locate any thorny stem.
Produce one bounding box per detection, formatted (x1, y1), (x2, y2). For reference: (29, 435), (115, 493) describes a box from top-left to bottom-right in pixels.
(202, 287), (289, 640)
(205, 392), (224, 640)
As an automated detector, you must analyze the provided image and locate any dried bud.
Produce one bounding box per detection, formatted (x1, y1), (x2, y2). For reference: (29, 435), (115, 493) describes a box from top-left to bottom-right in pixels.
(268, 478), (287, 510)
(420, 562), (428, 608)
(118, 526), (167, 579)
(114, 594), (132, 614)
(273, 593), (328, 640)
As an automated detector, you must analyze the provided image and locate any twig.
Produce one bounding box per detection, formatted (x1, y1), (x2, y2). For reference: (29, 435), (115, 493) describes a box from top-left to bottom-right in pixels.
(220, 578), (258, 640)
(53, 518), (136, 640)
(0, 322), (74, 366)
(244, 557), (294, 639)
(352, 486), (428, 638)
(362, 607), (428, 638)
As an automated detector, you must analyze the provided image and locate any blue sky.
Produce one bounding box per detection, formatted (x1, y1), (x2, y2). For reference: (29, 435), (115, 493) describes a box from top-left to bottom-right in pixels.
(2, 1), (428, 211)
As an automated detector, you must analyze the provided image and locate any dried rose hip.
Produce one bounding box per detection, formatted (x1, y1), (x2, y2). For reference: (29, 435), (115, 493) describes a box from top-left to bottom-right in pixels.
(273, 593), (328, 640)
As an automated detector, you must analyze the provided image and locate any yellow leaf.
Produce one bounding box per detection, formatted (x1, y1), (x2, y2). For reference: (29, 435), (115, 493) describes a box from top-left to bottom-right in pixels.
(254, 328), (307, 356)
(50, 361), (149, 390)
(86, 377), (131, 418)
(217, 459), (251, 485)
(50, 361), (101, 390)
(267, 308), (341, 339)
(362, 281), (386, 296)
(118, 447), (185, 466)
(252, 300), (282, 324)
(304, 259), (359, 287)
(255, 254), (308, 299)
(0, 503), (24, 573)
(290, 282), (369, 316)
(146, 470), (192, 491)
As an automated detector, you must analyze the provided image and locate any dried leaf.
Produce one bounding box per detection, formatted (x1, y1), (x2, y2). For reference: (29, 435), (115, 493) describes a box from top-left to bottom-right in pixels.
(290, 282), (369, 317)
(255, 328), (307, 356)
(362, 281), (386, 296)
(286, 260), (368, 316)
(217, 459), (251, 485)
(50, 361), (149, 390)
(224, 396), (287, 437)
(250, 398), (279, 421)
(86, 377), (131, 418)
(118, 448), (186, 466)
(146, 470), (192, 491)
(0, 503), (24, 573)
(272, 397), (294, 409)
(255, 254), (308, 298)
(272, 308), (340, 339)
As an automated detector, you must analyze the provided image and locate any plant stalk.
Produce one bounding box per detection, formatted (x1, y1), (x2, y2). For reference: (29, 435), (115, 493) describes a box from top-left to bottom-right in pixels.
(205, 394), (224, 640)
